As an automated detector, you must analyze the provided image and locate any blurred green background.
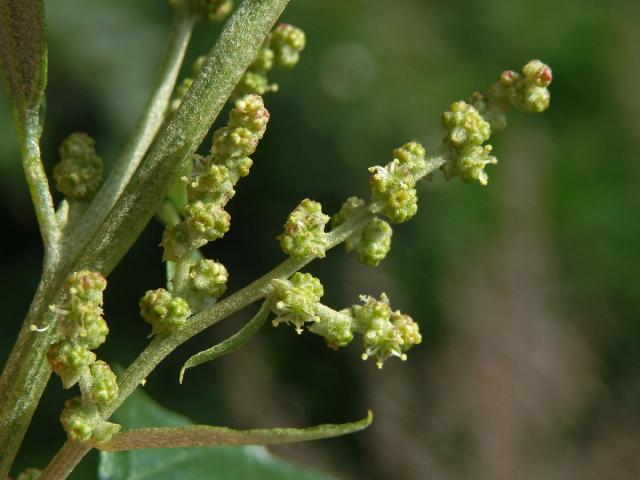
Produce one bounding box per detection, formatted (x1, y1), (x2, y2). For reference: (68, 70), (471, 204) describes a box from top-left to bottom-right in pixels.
(2, 0), (639, 478)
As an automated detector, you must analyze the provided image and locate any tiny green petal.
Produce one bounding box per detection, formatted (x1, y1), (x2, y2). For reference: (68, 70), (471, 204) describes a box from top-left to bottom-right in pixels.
(278, 199), (330, 258)
(53, 132), (103, 200)
(139, 288), (191, 335)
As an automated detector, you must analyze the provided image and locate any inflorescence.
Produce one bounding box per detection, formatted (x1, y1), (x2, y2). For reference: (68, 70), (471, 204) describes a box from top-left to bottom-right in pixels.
(46, 271), (120, 443)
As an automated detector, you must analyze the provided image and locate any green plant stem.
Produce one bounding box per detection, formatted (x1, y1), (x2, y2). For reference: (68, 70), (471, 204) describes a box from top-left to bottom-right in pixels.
(70, 9), (195, 250)
(171, 254), (192, 296)
(64, 0), (292, 276)
(19, 112), (60, 259)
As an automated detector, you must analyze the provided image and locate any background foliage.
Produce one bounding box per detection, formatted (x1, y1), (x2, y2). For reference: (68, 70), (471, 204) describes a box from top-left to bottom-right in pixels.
(1, 0), (639, 478)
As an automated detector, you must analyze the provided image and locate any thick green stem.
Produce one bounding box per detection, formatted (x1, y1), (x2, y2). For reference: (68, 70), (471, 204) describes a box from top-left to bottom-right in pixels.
(171, 254), (192, 296)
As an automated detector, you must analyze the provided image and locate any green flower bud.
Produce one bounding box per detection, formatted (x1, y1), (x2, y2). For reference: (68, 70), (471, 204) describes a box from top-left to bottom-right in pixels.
(522, 59), (553, 88)
(16, 468), (42, 480)
(393, 141), (427, 177)
(87, 360), (119, 406)
(61, 302), (108, 350)
(349, 293), (419, 368)
(355, 218), (392, 266)
(251, 44), (275, 72)
(60, 397), (120, 443)
(271, 272), (324, 334)
(442, 101), (491, 147)
(189, 259), (228, 298)
(187, 162), (235, 204)
(278, 199), (330, 258)
(223, 156), (253, 179)
(47, 341), (96, 389)
(183, 200), (231, 244)
(332, 197), (367, 252)
(65, 270), (107, 305)
(442, 143), (497, 186)
(162, 222), (193, 262)
(53, 133), (103, 200)
(139, 288), (191, 335)
(369, 160), (418, 223)
(191, 0), (233, 22)
(211, 126), (259, 160)
(228, 94), (270, 137)
(391, 311), (422, 352)
(270, 24), (306, 69)
(309, 308), (354, 350)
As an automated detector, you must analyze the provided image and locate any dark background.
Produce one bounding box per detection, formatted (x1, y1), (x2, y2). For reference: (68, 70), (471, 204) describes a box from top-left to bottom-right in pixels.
(2, 0), (639, 478)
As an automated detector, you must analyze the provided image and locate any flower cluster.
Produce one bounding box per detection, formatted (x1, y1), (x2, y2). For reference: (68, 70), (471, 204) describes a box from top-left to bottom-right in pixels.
(53, 132), (103, 200)
(271, 273), (324, 334)
(367, 141), (429, 224)
(470, 59), (553, 131)
(332, 197), (393, 267)
(269, 273), (421, 368)
(46, 271), (120, 443)
(183, 259), (228, 311)
(233, 23), (306, 98)
(162, 94), (269, 261)
(139, 288), (192, 335)
(278, 199), (330, 259)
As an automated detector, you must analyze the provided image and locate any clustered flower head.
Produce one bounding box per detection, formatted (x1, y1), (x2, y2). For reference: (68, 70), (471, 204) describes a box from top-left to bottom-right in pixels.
(183, 259), (228, 312)
(162, 95), (269, 262)
(441, 101), (497, 186)
(278, 199), (330, 259)
(53, 132), (103, 200)
(369, 159), (418, 223)
(46, 271), (120, 443)
(271, 272), (324, 334)
(349, 293), (422, 368)
(332, 197), (393, 267)
(139, 288), (192, 335)
(470, 59), (553, 131)
(269, 273), (421, 368)
(233, 23), (306, 98)
(60, 396), (120, 444)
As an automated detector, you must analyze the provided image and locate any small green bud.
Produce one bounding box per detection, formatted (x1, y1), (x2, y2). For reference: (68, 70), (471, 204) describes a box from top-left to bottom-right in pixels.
(189, 259), (228, 298)
(278, 199), (330, 258)
(47, 341), (96, 389)
(393, 141), (427, 177)
(270, 24), (306, 69)
(191, 0), (233, 22)
(61, 302), (108, 349)
(223, 155), (253, 179)
(65, 270), (107, 305)
(87, 360), (119, 406)
(211, 126), (258, 160)
(54, 133), (103, 200)
(228, 94), (270, 137)
(442, 143), (497, 186)
(162, 222), (193, 262)
(522, 59), (553, 88)
(187, 162), (235, 204)
(369, 161), (418, 223)
(60, 396), (120, 443)
(251, 44), (275, 72)
(183, 200), (231, 244)
(442, 101), (491, 147)
(271, 272), (324, 334)
(139, 288), (191, 335)
(309, 308), (354, 350)
(349, 293), (419, 368)
(16, 468), (42, 480)
(355, 218), (392, 266)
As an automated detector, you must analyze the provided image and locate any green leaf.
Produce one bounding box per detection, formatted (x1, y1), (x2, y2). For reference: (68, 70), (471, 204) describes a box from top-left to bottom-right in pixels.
(98, 389), (343, 480)
(179, 299), (273, 383)
(0, 0), (47, 127)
